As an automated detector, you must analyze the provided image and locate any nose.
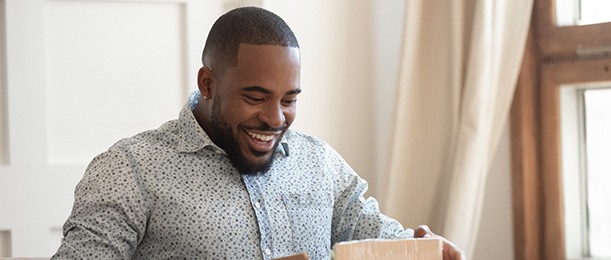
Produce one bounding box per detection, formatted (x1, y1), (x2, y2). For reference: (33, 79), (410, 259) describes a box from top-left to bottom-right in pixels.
(259, 102), (285, 129)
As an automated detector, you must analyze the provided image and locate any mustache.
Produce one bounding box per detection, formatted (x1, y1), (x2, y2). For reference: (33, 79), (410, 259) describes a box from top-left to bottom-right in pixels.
(254, 124), (287, 132)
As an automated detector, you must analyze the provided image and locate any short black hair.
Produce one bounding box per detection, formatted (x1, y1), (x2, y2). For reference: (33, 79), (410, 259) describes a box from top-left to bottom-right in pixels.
(201, 6), (299, 74)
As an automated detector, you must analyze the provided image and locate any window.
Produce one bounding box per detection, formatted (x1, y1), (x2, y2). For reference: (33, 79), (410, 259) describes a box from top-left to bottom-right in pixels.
(510, 0), (611, 259)
(562, 86), (611, 259)
(582, 87), (611, 257)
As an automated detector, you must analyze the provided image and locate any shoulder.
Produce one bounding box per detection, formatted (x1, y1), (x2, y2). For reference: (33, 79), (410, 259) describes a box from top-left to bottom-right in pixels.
(283, 129), (336, 153)
(82, 119), (181, 172)
(110, 119), (180, 153)
(282, 129), (348, 167)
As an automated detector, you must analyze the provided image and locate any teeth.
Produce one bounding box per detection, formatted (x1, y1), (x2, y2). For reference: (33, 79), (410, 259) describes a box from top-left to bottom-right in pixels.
(246, 131), (274, 142)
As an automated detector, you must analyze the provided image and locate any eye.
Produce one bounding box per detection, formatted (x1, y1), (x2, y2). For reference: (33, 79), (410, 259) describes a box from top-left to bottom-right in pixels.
(244, 95), (264, 104)
(281, 98), (297, 106)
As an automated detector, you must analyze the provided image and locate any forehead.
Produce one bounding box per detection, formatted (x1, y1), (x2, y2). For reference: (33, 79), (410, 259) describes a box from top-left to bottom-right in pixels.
(221, 44), (301, 91)
(235, 44), (300, 70)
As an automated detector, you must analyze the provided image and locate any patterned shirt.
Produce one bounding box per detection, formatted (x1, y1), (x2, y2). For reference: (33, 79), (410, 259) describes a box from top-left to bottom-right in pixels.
(52, 93), (413, 260)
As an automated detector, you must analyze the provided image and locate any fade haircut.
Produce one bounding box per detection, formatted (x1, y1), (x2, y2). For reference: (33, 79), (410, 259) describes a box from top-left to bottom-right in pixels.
(201, 6), (300, 74)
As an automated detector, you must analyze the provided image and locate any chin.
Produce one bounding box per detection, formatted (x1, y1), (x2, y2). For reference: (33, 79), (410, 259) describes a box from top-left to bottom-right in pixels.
(236, 151), (276, 176)
(230, 136), (282, 175)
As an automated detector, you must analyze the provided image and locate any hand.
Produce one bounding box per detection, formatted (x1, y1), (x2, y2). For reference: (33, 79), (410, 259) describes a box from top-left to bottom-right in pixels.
(414, 225), (465, 260)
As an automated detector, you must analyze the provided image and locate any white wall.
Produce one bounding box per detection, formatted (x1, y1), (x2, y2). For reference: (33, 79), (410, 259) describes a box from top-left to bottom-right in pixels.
(265, 0), (377, 188)
(473, 124), (515, 260)
(0, 0), (514, 258)
(0, 0), (213, 256)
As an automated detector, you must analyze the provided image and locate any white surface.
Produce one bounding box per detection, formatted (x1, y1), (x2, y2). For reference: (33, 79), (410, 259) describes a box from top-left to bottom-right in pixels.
(0, 0), (210, 256)
(44, 0), (187, 165)
(584, 88), (611, 257)
(0, 0), (7, 165)
(561, 86), (586, 258)
(473, 124), (515, 260)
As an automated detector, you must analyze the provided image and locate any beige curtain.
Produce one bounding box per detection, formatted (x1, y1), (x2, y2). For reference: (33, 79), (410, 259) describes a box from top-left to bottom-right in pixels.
(384, 0), (533, 256)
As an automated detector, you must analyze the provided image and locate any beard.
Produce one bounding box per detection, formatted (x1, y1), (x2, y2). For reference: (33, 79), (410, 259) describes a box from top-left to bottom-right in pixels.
(209, 97), (282, 175)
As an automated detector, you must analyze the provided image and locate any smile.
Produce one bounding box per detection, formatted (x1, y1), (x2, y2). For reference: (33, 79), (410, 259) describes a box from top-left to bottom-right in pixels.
(245, 130), (275, 142)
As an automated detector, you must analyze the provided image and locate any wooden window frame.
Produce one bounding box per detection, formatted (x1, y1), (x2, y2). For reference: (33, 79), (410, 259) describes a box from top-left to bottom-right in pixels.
(511, 0), (611, 259)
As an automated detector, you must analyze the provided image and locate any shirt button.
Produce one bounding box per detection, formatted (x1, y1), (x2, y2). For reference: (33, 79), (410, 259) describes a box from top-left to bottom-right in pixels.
(265, 248), (271, 255)
(254, 201), (261, 208)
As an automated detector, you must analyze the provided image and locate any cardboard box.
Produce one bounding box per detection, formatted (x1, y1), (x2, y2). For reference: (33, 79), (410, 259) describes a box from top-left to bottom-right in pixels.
(333, 238), (442, 260)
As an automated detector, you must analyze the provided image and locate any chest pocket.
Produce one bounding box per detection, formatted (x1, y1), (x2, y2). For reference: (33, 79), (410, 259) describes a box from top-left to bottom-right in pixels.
(282, 193), (333, 259)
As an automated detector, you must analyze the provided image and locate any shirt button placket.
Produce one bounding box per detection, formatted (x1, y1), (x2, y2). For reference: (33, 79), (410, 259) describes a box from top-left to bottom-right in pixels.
(243, 178), (271, 259)
(252, 199), (270, 258)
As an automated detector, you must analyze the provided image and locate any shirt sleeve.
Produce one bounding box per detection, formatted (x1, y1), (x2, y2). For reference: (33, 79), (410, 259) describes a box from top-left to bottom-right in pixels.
(328, 146), (414, 245)
(52, 146), (148, 259)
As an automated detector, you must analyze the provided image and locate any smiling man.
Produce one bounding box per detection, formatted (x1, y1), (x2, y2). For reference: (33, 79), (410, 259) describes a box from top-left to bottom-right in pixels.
(52, 6), (464, 260)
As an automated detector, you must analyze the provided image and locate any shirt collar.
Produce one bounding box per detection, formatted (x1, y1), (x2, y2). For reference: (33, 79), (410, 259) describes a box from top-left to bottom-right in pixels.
(177, 91), (290, 157)
(176, 102), (217, 153)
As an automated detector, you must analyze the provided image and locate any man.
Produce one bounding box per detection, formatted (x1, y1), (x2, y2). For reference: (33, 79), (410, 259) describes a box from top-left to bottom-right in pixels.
(53, 6), (464, 260)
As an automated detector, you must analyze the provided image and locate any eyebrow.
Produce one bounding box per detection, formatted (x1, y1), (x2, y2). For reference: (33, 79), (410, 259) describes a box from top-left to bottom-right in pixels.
(242, 86), (302, 95)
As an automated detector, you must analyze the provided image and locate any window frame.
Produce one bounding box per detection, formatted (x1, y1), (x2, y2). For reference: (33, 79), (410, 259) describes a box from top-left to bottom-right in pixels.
(535, 0), (611, 61)
(510, 0), (611, 259)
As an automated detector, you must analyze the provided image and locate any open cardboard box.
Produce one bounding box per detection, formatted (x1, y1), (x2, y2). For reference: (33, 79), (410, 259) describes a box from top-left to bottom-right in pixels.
(273, 238), (442, 260)
(272, 252), (310, 260)
(333, 238), (442, 260)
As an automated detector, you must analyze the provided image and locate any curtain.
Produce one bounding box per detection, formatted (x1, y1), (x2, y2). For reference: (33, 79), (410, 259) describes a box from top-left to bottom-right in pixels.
(384, 0), (533, 256)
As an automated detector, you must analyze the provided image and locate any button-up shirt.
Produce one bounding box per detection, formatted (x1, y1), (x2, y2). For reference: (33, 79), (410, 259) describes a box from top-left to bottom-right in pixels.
(52, 94), (413, 260)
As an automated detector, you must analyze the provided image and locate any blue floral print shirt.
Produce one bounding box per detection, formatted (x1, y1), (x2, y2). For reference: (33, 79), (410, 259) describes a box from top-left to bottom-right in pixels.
(52, 92), (413, 260)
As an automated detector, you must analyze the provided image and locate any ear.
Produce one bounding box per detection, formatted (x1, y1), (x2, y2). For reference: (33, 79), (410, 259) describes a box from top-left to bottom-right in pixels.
(197, 67), (214, 99)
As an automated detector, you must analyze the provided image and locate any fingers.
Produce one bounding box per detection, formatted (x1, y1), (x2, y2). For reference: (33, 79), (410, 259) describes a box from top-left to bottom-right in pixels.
(413, 225), (466, 260)
(443, 239), (466, 260)
(414, 224), (433, 238)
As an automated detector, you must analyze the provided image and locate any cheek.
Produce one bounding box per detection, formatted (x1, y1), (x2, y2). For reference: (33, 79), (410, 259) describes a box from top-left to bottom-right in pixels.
(284, 108), (297, 125)
(224, 103), (259, 125)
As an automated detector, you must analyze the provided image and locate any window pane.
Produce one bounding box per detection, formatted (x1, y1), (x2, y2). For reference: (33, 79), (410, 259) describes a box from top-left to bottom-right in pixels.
(556, 0), (578, 26)
(584, 87), (611, 257)
(579, 0), (611, 25)
(555, 0), (611, 26)
(560, 87), (587, 259)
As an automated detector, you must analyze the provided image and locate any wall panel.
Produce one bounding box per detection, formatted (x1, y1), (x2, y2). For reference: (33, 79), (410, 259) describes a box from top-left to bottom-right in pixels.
(0, 0), (7, 165)
(45, 0), (188, 164)
(48, 227), (62, 256)
(0, 0), (214, 256)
